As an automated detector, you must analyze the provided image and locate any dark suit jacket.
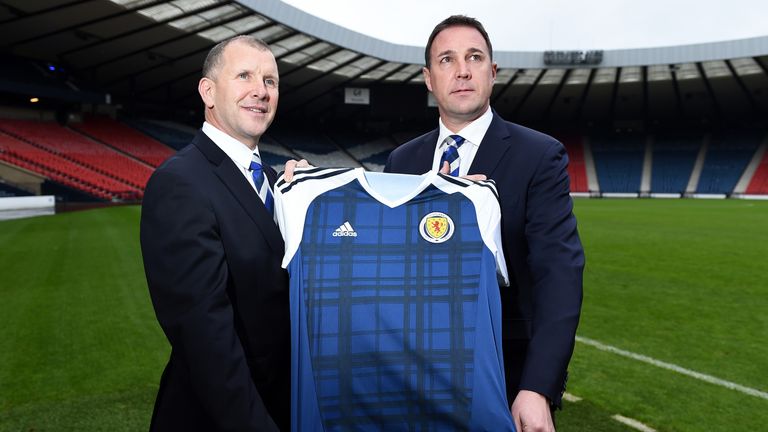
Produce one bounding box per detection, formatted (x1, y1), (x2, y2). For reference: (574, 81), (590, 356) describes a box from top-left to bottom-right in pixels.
(385, 112), (584, 407)
(140, 131), (290, 431)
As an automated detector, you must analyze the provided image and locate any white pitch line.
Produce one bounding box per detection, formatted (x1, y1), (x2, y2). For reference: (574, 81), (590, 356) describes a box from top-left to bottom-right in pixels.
(562, 392), (582, 403)
(576, 336), (768, 400)
(612, 414), (657, 432)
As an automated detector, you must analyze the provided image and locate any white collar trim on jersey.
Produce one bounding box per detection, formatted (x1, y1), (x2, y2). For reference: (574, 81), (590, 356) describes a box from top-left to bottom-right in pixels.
(357, 170), (437, 208)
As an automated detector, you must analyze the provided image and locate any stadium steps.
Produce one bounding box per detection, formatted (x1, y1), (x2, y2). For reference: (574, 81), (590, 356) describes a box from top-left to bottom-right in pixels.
(70, 116), (175, 167)
(0, 119), (153, 193)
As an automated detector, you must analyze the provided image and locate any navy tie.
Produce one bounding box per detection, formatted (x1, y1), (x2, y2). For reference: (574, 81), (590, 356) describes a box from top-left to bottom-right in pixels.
(249, 153), (273, 214)
(440, 135), (465, 176)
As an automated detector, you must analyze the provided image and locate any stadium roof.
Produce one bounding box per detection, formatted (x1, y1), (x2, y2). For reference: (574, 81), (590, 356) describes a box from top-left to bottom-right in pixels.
(0, 0), (767, 126)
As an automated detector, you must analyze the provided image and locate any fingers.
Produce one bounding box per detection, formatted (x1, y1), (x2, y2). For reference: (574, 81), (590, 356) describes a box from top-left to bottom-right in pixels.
(283, 159), (311, 182)
(511, 390), (554, 432)
(512, 408), (522, 432)
(439, 161), (450, 174)
(461, 174), (487, 181)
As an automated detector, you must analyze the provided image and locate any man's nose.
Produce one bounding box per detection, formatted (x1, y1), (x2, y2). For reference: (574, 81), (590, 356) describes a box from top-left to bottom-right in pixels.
(456, 61), (471, 79)
(251, 79), (268, 99)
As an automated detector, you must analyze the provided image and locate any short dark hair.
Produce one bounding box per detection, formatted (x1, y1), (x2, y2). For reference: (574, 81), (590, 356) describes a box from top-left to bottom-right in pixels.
(424, 15), (493, 68)
(202, 35), (272, 79)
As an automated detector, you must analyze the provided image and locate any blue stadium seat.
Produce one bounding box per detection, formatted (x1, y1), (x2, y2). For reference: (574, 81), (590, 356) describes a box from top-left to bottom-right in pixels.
(591, 134), (645, 193)
(651, 134), (701, 194)
(697, 131), (761, 194)
(123, 119), (195, 151)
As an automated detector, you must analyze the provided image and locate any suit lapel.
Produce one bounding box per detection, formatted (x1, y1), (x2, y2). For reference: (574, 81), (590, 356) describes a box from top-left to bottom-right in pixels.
(413, 130), (439, 174)
(192, 131), (283, 254)
(468, 112), (513, 177)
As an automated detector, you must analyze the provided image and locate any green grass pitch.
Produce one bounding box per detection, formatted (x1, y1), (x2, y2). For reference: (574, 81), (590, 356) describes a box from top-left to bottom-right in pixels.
(1, 199), (766, 431)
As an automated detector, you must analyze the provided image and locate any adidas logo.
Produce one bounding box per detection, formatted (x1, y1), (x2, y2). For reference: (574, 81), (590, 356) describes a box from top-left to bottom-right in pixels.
(332, 221), (358, 237)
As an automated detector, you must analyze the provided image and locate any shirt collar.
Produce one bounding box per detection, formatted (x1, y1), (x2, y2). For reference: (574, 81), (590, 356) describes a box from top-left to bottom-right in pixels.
(202, 121), (260, 170)
(437, 106), (493, 148)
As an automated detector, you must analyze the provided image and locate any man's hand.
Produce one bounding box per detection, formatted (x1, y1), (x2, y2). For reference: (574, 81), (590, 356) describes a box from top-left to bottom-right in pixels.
(439, 161), (487, 181)
(511, 390), (554, 432)
(283, 159), (311, 182)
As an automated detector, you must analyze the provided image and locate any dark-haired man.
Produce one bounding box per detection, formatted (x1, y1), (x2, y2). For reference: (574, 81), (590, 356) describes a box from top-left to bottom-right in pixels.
(385, 16), (584, 432)
(141, 35), (289, 431)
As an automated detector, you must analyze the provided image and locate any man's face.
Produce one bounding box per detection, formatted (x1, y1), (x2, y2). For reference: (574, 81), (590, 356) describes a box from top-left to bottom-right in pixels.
(424, 25), (497, 130)
(199, 41), (279, 149)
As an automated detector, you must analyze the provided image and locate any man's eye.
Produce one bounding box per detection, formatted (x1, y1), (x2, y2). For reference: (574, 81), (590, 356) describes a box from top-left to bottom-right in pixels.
(469, 54), (481, 61)
(265, 78), (278, 88)
(439, 57), (451, 64)
(238, 72), (249, 79)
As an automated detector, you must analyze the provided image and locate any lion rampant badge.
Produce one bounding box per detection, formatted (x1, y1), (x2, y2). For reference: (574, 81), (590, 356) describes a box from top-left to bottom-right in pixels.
(419, 211), (454, 243)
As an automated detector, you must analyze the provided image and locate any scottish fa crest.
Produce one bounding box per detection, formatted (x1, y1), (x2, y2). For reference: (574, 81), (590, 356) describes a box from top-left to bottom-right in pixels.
(419, 212), (454, 243)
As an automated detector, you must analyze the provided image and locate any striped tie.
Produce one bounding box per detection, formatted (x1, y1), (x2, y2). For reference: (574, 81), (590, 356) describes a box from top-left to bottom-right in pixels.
(440, 135), (465, 176)
(249, 153), (273, 214)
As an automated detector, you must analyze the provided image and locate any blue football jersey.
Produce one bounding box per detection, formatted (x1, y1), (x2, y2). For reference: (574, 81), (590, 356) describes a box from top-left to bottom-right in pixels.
(274, 168), (514, 432)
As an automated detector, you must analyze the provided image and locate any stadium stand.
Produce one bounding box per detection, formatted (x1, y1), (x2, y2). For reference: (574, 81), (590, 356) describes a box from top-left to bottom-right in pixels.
(70, 116), (175, 167)
(651, 134), (702, 194)
(0, 119), (154, 192)
(268, 127), (361, 168)
(590, 134), (645, 193)
(259, 135), (301, 172)
(326, 129), (397, 172)
(745, 138), (768, 194)
(122, 119), (195, 151)
(696, 131), (762, 194)
(555, 134), (589, 193)
(0, 181), (32, 197)
(0, 131), (140, 200)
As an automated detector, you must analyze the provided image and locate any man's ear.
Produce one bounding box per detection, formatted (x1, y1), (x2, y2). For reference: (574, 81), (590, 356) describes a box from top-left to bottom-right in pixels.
(423, 67), (433, 92)
(491, 62), (498, 82)
(198, 77), (215, 109)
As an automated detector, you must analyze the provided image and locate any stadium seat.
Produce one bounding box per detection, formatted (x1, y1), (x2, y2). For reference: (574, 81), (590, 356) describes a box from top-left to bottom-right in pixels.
(651, 134), (702, 194)
(0, 125), (143, 200)
(267, 127), (361, 168)
(71, 115), (175, 167)
(745, 138), (768, 194)
(697, 131), (762, 194)
(590, 134), (645, 193)
(0, 119), (153, 191)
(555, 133), (589, 193)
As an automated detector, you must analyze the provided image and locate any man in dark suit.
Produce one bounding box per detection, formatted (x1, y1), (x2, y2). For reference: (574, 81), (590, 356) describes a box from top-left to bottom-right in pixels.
(140, 35), (288, 431)
(385, 16), (584, 432)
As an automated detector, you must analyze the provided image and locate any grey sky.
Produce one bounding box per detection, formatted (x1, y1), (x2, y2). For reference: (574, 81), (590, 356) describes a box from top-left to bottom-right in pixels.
(281, 0), (768, 51)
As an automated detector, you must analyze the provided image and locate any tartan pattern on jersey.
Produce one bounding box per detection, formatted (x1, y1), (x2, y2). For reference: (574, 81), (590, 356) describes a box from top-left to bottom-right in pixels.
(298, 181), (486, 430)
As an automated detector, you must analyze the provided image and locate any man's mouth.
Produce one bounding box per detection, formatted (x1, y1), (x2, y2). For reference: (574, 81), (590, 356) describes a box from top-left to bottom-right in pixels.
(243, 106), (268, 113)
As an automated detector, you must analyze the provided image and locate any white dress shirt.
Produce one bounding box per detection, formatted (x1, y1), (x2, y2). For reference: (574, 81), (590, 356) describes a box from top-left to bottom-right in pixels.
(202, 122), (266, 199)
(430, 107), (494, 176)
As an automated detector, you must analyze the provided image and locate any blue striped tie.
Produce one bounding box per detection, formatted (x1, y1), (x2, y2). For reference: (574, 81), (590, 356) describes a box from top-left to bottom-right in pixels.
(249, 153), (273, 214)
(440, 135), (465, 176)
